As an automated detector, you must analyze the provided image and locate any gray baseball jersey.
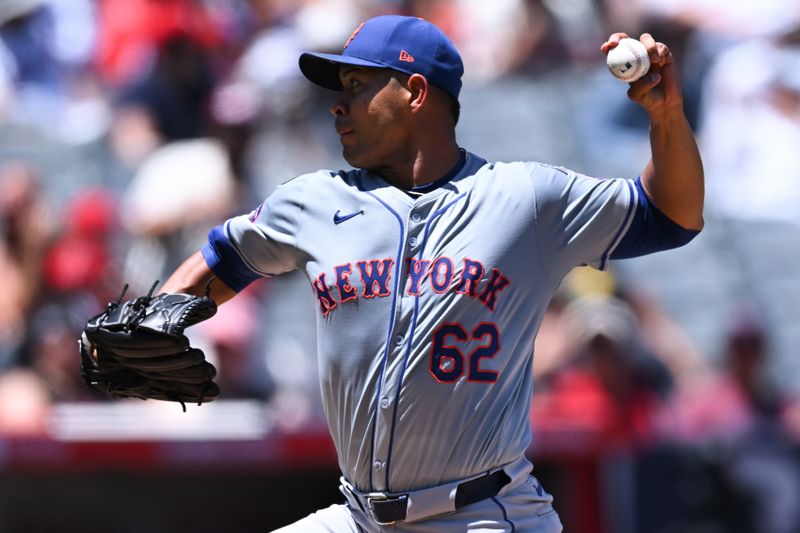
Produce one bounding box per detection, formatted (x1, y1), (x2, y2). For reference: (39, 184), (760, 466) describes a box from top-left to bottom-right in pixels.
(202, 151), (637, 493)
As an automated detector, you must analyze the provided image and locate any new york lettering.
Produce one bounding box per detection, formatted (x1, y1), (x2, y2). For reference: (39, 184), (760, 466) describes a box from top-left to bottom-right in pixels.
(311, 256), (510, 317)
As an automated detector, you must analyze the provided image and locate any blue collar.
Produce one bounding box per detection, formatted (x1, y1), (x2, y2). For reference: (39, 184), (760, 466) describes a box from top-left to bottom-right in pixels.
(406, 149), (467, 196)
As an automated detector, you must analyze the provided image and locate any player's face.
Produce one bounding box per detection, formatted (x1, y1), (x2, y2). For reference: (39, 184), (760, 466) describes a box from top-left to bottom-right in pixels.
(331, 67), (412, 171)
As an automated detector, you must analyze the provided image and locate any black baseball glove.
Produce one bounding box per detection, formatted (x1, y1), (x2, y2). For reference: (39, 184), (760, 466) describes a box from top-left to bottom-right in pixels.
(79, 283), (220, 410)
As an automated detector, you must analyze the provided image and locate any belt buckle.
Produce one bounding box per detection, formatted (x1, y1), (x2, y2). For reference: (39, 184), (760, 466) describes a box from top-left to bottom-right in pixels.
(366, 492), (401, 526)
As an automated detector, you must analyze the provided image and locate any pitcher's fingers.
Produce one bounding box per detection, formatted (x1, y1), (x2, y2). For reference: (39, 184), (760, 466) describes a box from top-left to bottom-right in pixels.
(655, 43), (672, 66)
(601, 32), (631, 53)
(638, 33), (660, 64)
(627, 71), (662, 101)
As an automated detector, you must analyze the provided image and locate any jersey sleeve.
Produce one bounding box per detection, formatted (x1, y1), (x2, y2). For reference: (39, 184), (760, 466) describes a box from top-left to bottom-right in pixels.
(530, 163), (636, 282)
(201, 175), (309, 291)
(610, 176), (700, 259)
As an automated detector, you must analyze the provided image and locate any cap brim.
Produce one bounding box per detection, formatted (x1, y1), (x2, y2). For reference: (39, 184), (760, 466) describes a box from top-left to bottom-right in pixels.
(299, 52), (387, 91)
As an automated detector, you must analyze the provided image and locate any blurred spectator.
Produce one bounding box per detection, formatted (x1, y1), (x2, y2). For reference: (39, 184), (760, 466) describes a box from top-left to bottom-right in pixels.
(538, 268), (706, 384)
(665, 305), (800, 533)
(700, 34), (800, 225)
(211, 0), (359, 198)
(406, 0), (575, 80)
(195, 284), (272, 400)
(18, 187), (123, 402)
(532, 296), (673, 450)
(667, 305), (799, 443)
(618, 285), (708, 383)
(113, 32), (217, 162)
(635, 0), (800, 39)
(530, 292), (571, 380)
(209, 0), (313, 186)
(47, 0), (96, 71)
(508, 0), (572, 75)
(293, 0), (364, 53)
(94, 0), (222, 87)
(528, 0), (606, 67)
(0, 1), (61, 118)
(103, 1), (225, 169)
(23, 300), (100, 402)
(0, 161), (51, 369)
(0, 0), (102, 137)
(120, 137), (236, 287)
(42, 186), (122, 302)
(215, 0), (307, 122)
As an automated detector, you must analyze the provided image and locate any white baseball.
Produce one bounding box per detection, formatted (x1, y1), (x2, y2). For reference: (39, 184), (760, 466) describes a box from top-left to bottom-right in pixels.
(606, 38), (650, 82)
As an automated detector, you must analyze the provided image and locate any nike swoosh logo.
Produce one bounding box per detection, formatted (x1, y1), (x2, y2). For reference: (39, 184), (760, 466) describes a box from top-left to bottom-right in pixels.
(333, 209), (364, 224)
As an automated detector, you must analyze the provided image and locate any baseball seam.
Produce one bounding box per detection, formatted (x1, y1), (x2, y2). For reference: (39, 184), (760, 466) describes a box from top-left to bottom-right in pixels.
(622, 43), (643, 82)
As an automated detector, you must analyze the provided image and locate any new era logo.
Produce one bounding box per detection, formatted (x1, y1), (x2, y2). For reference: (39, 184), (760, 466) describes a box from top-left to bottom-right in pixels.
(399, 50), (414, 62)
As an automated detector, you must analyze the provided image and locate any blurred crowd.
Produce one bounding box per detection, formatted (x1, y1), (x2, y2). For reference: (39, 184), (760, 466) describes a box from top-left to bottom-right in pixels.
(0, 0), (799, 530)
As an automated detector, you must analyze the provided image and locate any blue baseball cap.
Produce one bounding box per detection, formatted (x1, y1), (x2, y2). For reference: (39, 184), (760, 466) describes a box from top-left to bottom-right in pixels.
(299, 15), (464, 99)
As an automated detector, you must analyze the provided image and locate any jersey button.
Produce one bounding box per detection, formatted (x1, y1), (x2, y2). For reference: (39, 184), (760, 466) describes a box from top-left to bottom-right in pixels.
(380, 398), (390, 408)
(408, 237), (418, 247)
(411, 213), (422, 223)
(394, 335), (404, 346)
(373, 460), (385, 471)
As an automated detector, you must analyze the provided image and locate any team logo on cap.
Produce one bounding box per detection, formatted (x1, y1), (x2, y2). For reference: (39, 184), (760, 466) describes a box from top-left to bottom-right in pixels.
(399, 50), (415, 62)
(344, 22), (365, 49)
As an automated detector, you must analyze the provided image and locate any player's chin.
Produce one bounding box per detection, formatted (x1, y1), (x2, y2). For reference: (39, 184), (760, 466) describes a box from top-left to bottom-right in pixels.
(341, 146), (370, 169)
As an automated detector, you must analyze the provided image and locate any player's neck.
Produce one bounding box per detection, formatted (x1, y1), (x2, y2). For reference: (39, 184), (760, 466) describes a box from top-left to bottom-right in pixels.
(376, 140), (462, 190)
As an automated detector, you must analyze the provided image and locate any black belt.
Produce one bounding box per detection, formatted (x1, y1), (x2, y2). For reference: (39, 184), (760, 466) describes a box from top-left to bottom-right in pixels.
(367, 470), (511, 525)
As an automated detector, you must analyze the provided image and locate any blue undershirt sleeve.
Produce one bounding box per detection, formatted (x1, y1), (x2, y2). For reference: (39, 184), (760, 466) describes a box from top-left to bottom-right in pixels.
(611, 176), (700, 259)
(201, 223), (263, 292)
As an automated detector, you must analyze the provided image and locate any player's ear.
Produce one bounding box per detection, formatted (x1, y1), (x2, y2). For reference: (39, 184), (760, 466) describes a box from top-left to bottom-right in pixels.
(406, 73), (429, 113)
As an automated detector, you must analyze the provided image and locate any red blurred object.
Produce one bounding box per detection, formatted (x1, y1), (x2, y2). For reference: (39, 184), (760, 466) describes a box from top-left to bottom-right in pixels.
(530, 371), (663, 533)
(531, 369), (662, 454)
(0, 431), (338, 474)
(65, 187), (118, 237)
(43, 234), (109, 292)
(42, 188), (120, 292)
(95, 0), (222, 85)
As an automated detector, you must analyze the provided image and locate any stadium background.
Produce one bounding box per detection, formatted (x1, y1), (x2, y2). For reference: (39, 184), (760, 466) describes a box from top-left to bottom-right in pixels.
(0, 0), (799, 532)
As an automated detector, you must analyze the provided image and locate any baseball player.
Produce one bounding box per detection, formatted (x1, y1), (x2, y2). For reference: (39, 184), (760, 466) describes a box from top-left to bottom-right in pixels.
(160, 15), (704, 532)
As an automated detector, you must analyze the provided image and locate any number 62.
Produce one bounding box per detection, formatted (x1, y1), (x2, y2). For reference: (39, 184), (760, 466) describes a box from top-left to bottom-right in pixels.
(429, 322), (500, 383)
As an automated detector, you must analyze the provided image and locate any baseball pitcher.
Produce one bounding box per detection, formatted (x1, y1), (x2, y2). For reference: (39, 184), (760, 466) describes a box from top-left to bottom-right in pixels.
(83, 15), (703, 533)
